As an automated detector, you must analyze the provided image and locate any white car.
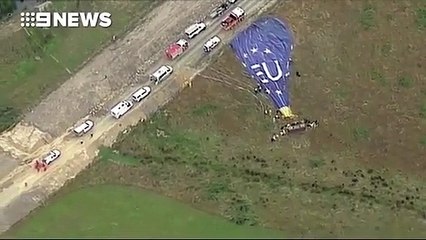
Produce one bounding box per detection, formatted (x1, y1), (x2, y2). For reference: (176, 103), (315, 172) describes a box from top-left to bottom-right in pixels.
(150, 65), (173, 85)
(41, 149), (61, 165)
(73, 119), (94, 136)
(110, 100), (133, 119)
(203, 35), (221, 52)
(132, 86), (151, 102)
(184, 22), (206, 39)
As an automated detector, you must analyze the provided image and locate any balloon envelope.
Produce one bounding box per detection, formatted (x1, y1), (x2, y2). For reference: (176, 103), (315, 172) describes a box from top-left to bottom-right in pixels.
(230, 16), (294, 113)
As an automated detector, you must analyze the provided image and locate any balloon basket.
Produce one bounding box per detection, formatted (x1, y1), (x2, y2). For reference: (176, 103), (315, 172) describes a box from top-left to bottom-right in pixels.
(279, 107), (296, 119)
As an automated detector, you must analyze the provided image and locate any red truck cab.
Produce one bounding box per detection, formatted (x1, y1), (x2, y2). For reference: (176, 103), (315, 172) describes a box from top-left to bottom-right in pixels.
(221, 7), (245, 30)
(165, 39), (189, 60)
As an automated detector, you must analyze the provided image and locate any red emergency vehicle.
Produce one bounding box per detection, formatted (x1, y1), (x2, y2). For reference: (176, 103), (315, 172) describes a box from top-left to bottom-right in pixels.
(165, 39), (189, 60)
(221, 6), (245, 31)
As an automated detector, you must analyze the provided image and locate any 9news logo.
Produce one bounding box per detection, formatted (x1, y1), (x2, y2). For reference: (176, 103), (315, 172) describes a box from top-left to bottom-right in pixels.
(20, 12), (112, 28)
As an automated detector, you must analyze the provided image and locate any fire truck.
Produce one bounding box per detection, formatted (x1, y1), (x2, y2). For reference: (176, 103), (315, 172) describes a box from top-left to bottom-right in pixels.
(165, 39), (189, 60)
(221, 6), (245, 31)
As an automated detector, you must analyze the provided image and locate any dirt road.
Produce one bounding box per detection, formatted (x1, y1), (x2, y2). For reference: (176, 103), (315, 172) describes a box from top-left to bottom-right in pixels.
(24, 0), (226, 137)
(0, 0), (222, 180)
(0, 0), (278, 234)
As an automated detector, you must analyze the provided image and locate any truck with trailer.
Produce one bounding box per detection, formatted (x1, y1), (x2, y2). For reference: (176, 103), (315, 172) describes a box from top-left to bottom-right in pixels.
(209, 3), (229, 19)
(165, 39), (189, 60)
(221, 6), (245, 31)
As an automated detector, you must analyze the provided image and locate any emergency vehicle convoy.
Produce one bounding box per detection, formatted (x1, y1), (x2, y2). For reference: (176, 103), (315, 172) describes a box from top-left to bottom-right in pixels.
(34, 5), (248, 172)
(221, 7), (245, 30)
(165, 39), (189, 60)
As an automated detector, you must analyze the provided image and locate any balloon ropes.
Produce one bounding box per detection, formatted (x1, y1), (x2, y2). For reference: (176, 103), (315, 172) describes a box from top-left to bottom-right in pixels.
(230, 16), (295, 118)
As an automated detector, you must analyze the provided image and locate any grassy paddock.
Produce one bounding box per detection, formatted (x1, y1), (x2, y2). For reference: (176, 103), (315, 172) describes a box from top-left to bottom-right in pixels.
(0, 0), (161, 132)
(5, 185), (283, 238)
(97, 98), (426, 237)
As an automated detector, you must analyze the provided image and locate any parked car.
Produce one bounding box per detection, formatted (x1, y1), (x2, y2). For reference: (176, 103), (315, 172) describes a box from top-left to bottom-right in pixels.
(149, 65), (173, 85)
(132, 86), (151, 102)
(73, 120), (94, 136)
(41, 149), (61, 165)
(110, 100), (133, 119)
(203, 35), (221, 52)
(184, 22), (207, 39)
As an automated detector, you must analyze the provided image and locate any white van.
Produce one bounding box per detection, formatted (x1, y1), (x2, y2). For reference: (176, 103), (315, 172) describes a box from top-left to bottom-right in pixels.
(149, 65), (173, 85)
(203, 35), (221, 52)
(132, 86), (151, 102)
(185, 22), (206, 39)
(110, 100), (133, 119)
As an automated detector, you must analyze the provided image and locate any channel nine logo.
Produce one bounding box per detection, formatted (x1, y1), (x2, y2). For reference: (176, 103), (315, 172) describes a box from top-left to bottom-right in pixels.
(20, 12), (112, 28)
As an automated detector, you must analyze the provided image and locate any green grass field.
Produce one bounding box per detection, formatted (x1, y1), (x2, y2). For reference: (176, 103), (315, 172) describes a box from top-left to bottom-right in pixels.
(0, 0), (161, 132)
(6, 185), (284, 238)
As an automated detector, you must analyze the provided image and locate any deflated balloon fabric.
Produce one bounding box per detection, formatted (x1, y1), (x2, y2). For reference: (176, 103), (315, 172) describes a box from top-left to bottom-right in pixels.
(230, 16), (294, 111)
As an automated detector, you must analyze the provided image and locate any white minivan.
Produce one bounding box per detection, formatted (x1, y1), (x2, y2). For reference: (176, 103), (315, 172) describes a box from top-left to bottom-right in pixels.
(132, 86), (151, 102)
(203, 35), (221, 52)
(185, 22), (206, 39)
(149, 65), (173, 85)
(110, 100), (133, 119)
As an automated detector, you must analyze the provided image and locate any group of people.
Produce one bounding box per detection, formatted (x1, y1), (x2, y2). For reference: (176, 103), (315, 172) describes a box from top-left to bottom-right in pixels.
(263, 108), (282, 122)
(251, 66), (319, 142)
(80, 133), (94, 145)
(34, 161), (47, 172)
(271, 118), (320, 142)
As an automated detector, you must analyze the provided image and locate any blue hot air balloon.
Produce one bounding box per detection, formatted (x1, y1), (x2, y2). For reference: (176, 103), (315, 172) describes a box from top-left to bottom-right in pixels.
(230, 16), (294, 117)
